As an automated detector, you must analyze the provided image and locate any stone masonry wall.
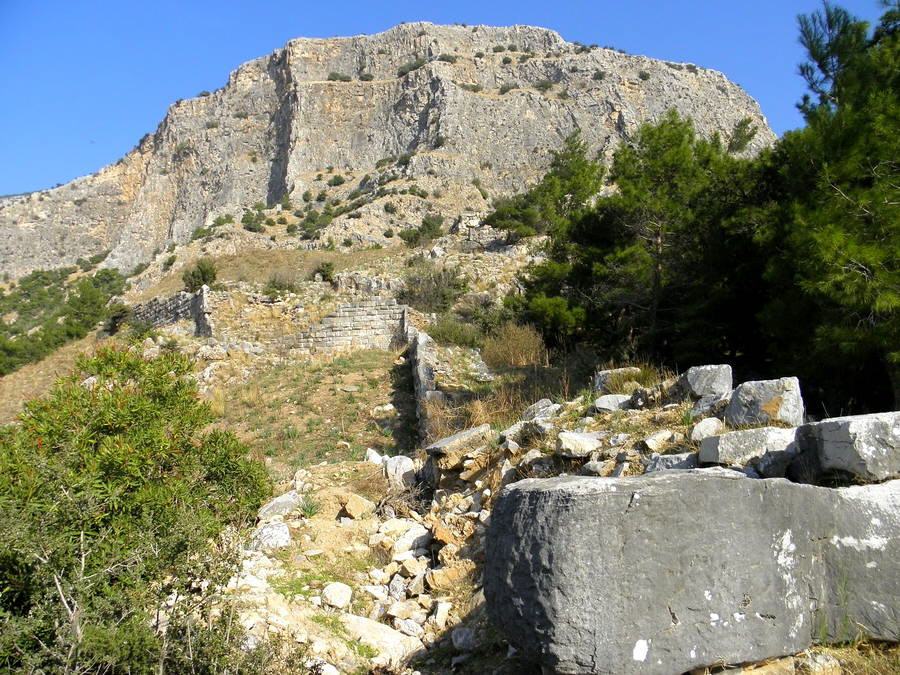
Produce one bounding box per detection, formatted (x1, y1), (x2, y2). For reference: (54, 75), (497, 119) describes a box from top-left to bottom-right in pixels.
(285, 298), (407, 354)
(130, 286), (213, 337)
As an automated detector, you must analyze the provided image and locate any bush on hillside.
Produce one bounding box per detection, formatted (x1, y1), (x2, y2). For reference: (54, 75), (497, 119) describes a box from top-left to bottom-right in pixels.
(398, 260), (467, 313)
(0, 348), (272, 671)
(481, 322), (548, 368)
(182, 257), (217, 292)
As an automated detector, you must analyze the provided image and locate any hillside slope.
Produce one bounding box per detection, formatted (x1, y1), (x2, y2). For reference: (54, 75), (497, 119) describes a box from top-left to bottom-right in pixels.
(0, 22), (774, 279)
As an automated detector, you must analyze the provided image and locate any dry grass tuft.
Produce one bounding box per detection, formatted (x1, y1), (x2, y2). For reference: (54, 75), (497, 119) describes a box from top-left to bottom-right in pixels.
(481, 323), (547, 369)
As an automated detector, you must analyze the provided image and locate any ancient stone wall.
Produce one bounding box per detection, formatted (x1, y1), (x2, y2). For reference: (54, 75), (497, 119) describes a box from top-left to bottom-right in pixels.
(130, 286), (213, 337)
(286, 298), (407, 354)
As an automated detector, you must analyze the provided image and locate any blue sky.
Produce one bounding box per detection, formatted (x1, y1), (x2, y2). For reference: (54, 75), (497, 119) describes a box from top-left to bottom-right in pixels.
(0, 0), (884, 195)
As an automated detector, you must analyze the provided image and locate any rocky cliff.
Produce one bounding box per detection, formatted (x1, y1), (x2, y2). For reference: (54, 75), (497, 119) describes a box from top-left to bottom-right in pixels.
(0, 22), (775, 278)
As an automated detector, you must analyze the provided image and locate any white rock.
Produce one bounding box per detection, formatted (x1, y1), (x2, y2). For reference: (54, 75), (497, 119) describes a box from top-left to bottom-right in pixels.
(340, 614), (424, 669)
(392, 523), (432, 556)
(384, 455), (416, 490)
(556, 431), (604, 458)
(321, 582), (352, 609)
(690, 417), (725, 442)
(249, 522), (291, 551)
(258, 490), (303, 521)
(432, 601), (453, 630)
(365, 447), (384, 465)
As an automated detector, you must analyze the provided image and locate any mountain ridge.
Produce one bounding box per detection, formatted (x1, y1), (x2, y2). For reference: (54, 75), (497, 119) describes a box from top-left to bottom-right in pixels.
(0, 22), (774, 279)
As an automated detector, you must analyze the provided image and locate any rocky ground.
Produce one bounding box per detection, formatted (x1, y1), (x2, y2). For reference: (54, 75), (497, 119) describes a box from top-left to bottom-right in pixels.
(2, 204), (897, 674)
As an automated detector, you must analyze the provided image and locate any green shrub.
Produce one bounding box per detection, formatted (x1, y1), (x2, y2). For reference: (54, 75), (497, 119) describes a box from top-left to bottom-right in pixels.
(327, 72), (351, 82)
(313, 261), (335, 282)
(316, 190), (327, 202)
(398, 260), (467, 313)
(213, 213), (234, 226)
(302, 189), (313, 202)
(397, 153), (413, 167)
(502, 56), (512, 65)
(264, 272), (298, 297)
(277, 215), (288, 224)
(398, 214), (444, 247)
(383, 228), (395, 238)
(437, 54), (458, 63)
(507, 44), (517, 51)
(327, 175), (346, 187)
(162, 254), (177, 271)
(265, 217), (276, 226)
(593, 69), (606, 81)
(286, 223), (298, 234)
(182, 257), (217, 292)
(499, 83), (518, 94)
(359, 73), (374, 81)
(397, 58), (426, 77)
(534, 79), (553, 92)
(0, 348), (272, 672)
(638, 70), (651, 81)
(475, 51), (485, 58)
(492, 45), (506, 53)
(192, 226), (212, 240)
(384, 202), (397, 214)
(429, 314), (484, 348)
(461, 83), (483, 93)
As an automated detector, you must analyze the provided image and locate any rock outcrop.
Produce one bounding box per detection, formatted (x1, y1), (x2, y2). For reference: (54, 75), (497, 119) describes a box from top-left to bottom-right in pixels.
(485, 470), (900, 674)
(0, 23), (774, 278)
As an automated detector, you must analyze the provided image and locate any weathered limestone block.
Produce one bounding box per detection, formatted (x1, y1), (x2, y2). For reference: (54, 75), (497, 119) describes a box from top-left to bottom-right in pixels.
(725, 377), (804, 427)
(485, 470), (900, 674)
(800, 412), (900, 482)
(700, 427), (800, 477)
(257, 490), (303, 521)
(425, 424), (494, 470)
(644, 451), (699, 473)
(676, 364), (733, 400)
(593, 394), (631, 412)
(556, 431), (605, 458)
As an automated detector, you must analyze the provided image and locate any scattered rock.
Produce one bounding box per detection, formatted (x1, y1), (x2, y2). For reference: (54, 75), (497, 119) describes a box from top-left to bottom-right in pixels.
(257, 490), (303, 521)
(384, 455), (416, 490)
(725, 377), (804, 427)
(690, 417), (725, 442)
(452, 626), (478, 652)
(321, 582), (352, 609)
(339, 492), (376, 520)
(676, 364), (732, 400)
(522, 398), (557, 421)
(249, 522), (291, 551)
(800, 411), (900, 482)
(642, 429), (678, 452)
(426, 425), (494, 470)
(340, 614), (424, 669)
(556, 431), (605, 458)
(365, 447), (384, 465)
(644, 452), (699, 473)
(700, 427), (800, 477)
(593, 394), (631, 412)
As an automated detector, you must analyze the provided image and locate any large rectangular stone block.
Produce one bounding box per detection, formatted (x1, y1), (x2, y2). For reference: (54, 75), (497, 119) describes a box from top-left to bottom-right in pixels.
(485, 470), (900, 674)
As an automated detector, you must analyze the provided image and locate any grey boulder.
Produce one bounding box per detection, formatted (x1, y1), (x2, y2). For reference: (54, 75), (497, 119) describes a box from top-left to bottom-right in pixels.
(644, 451), (699, 473)
(677, 364), (732, 400)
(593, 394), (631, 412)
(725, 377), (804, 427)
(485, 470), (900, 674)
(257, 490), (303, 521)
(700, 427), (800, 477)
(801, 411), (900, 482)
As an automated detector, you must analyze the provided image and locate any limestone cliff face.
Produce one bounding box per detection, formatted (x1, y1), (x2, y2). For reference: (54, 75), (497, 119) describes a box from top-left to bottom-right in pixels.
(0, 22), (775, 277)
